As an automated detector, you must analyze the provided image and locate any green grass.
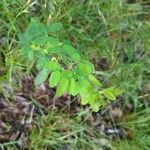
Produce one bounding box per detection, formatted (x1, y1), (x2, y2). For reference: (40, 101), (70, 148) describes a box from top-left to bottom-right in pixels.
(29, 111), (107, 150)
(0, 0), (150, 149)
(112, 107), (150, 150)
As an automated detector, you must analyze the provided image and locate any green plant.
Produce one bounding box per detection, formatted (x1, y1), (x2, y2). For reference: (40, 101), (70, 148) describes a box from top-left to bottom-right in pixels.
(112, 107), (150, 150)
(29, 111), (109, 150)
(19, 19), (122, 112)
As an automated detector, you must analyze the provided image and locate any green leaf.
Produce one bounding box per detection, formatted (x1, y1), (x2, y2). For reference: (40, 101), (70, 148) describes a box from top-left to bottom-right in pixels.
(71, 52), (81, 62)
(71, 81), (79, 96)
(48, 47), (61, 54)
(68, 78), (76, 95)
(62, 45), (76, 53)
(113, 89), (123, 96)
(81, 98), (89, 105)
(89, 93), (102, 112)
(61, 70), (73, 78)
(75, 62), (92, 76)
(49, 70), (61, 88)
(33, 36), (47, 45)
(62, 45), (81, 62)
(35, 69), (49, 86)
(82, 60), (94, 71)
(56, 77), (69, 97)
(47, 61), (62, 71)
(78, 79), (91, 100)
(47, 36), (62, 48)
(103, 87), (122, 101)
(28, 50), (34, 61)
(47, 23), (63, 33)
(90, 100), (101, 112)
(88, 74), (101, 87)
(103, 88), (116, 101)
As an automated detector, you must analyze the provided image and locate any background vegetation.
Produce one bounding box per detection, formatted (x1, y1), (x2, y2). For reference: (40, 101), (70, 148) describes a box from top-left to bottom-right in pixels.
(0, 0), (150, 149)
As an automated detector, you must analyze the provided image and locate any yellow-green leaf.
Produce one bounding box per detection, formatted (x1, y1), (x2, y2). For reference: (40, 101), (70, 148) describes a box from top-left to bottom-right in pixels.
(81, 98), (89, 105)
(49, 70), (61, 88)
(56, 77), (69, 97)
(78, 78), (91, 97)
(47, 61), (62, 71)
(71, 81), (79, 96)
(103, 89), (116, 101)
(68, 78), (76, 95)
(89, 93), (102, 112)
(88, 74), (101, 87)
(61, 70), (73, 78)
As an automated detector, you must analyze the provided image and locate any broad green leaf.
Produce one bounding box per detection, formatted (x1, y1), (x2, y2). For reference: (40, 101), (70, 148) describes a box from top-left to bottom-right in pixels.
(71, 52), (81, 62)
(89, 93), (102, 112)
(49, 70), (61, 88)
(82, 60), (94, 71)
(68, 78), (76, 95)
(75, 62), (92, 76)
(61, 70), (73, 78)
(90, 100), (101, 112)
(35, 69), (49, 86)
(33, 36), (47, 45)
(47, 36), (62, 48)
(56, 77), (69, 97)
(78, 78), (91, 91)
(48, 47), (61, 54)
(88, 74), (101, 87)
(98, 95), (105, 107)
(78, 79), (91, 100)
(71, 81), (79, 96)
(47, 61), (62, 71)
(62, 45), (81, 62)
(79, 81), (93, 105)
(47, 23), (63, 33)
(62, 45), (76, 53)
